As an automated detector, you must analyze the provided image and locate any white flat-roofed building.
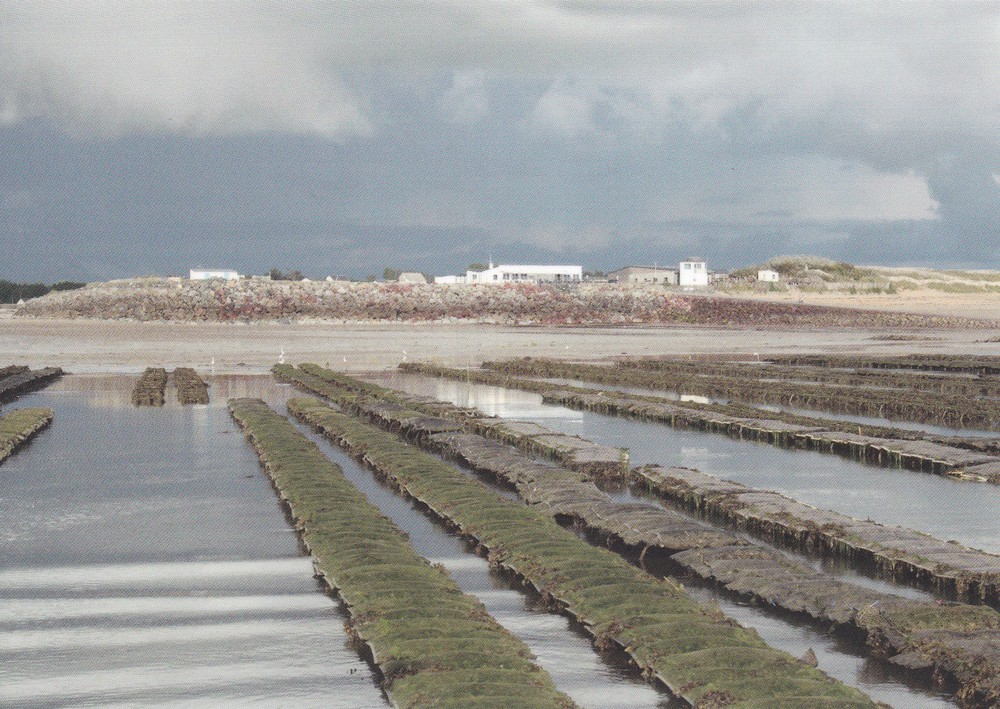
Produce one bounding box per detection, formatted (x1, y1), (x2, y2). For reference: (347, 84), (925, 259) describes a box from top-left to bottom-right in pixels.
(434, 275), (466, 284)
(678, 257), (708, 287)
(189, 269), (240, 281)
(466, 264), (582, 285)
(757, 269), (780, 282)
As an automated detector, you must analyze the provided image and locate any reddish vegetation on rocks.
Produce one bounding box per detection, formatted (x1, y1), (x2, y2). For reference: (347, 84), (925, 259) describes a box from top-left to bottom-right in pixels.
(16, 278), (975, 328)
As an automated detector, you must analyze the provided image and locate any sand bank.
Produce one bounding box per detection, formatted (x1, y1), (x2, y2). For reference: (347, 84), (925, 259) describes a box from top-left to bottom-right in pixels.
(1, 316), (998, 374)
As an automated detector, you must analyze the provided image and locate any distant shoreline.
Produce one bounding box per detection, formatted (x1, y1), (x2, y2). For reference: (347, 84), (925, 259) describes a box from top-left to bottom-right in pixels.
(2, 317), (997, 375)
(12, 278), (986, 328)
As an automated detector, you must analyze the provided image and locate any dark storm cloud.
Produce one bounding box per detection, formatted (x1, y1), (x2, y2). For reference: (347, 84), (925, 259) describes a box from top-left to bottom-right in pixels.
(0, 1), (996, 281)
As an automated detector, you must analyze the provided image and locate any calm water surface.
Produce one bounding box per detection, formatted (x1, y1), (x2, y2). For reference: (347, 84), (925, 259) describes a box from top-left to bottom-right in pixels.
(532, 376), (998, 437)
(0, 375), (384, 708)
(1, 374), (678, 709)
(379, 373), (1000, 555)
(287, 414), (675, 709)
(368, 373), (962, 708)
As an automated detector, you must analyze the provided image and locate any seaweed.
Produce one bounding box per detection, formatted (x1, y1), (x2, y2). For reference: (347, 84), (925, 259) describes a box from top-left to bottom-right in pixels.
(172, 367), (210, 405)
(0, 407), (53, 464)
(228, 398), (573, 709)
(131, 367), (168, 406)
(0, 367), (64, 403)
(278, 365), (1000, 706)
(284, 391), (876, 708)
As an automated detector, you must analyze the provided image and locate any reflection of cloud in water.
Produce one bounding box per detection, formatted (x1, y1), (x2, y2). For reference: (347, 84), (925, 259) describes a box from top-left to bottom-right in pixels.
(460, 392), (578, 420)
(680, 394), (711, 405)
(32, 373), (292, 411)
(0, 558), (314, 590)
(420, 377), (583, 420)
(680, 447), (730, 460)
(1, 618), (329, 652)
(1, 661), (368, 708)
(1, 594), (330, 623)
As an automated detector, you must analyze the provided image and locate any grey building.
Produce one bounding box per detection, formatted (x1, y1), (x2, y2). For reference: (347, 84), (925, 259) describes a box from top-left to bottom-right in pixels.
(608, 266), (679, 286)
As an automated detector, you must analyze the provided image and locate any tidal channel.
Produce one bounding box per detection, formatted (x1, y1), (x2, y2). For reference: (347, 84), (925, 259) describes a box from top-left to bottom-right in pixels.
(0, 375), (385, 708)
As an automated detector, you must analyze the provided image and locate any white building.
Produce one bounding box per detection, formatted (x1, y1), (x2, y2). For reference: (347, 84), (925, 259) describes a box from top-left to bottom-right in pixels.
(189, 269), (240, 281)
(434, 275), (466, 285)
(678, 258), (709, 287)
(397, 272), (428, 284)
(757, 269), (780, 282)
(465, 264), (582, 285)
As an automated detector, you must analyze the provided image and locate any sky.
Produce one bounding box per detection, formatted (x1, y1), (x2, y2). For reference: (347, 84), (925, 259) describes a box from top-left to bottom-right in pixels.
(1, 1), (998, 282)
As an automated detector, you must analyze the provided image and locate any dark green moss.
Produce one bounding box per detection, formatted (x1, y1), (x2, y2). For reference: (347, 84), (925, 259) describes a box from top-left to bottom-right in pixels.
(288, 394), (875, 708)
(0, 407), (53, 463)
(228, 398), (573, 709)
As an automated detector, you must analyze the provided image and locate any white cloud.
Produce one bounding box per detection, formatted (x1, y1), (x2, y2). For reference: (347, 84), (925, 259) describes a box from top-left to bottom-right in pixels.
(3, 1), (995, 149)
(793, 164), (938, 222)
(650, 156), (939, 224)
(438, 70), (489, 124)
(0, 2), (370, 138)
(529, 79), (601, 138)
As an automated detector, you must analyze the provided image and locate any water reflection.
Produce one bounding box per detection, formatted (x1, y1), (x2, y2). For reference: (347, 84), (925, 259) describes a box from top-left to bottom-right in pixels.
(378, 373), (1000, 555)
(533, 376), (997, 438)
(363, 373), (994, 707)
(684, 587), (953, 709)
(531, 377), (725, 405)
(754, 402), (998, 438)
(290, 416), (677, 708)
(0, 382), (386, 708)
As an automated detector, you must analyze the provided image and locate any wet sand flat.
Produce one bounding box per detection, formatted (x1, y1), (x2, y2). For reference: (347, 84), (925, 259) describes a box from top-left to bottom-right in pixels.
(2, 317), (1000, 374)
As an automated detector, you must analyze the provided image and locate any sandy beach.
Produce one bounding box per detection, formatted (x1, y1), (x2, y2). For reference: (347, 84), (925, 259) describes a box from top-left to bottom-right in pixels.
(733, 288), (1000, 321)
(2, 314), (998, 374)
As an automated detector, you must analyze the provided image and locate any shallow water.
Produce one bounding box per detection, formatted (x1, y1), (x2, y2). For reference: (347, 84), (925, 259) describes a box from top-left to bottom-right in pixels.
(1, 375), (386, 708)
(754, 402), (999, 438)
(1, 374), (678, 708)
(4, 373), (964, 708)
(378, 373), (1000, 555)
(365, 373), (961, 708)
(289, 415), (676, 708)
(532, 377), (725, 405)
(532, 376), (997, 438)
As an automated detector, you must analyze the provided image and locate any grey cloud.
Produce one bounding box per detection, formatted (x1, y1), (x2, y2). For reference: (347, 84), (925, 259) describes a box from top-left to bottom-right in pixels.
(0, 1), (996, 280)
(0, 2), (371, 138)
(438, 70), (489, 124)
(2, 2), (995, 150)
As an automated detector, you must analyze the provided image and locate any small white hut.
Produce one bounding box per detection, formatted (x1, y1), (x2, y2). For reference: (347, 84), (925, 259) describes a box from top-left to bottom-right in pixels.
(189, 269), (240, 281)
(678, 258), (709, 287)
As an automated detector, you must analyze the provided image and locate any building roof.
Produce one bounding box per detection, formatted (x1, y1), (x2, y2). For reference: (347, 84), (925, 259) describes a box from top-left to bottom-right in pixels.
(610, 266), (676, 274)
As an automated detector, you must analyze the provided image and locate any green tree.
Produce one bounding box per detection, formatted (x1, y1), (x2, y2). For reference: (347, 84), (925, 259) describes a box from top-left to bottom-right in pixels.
(0, 280), (51, 303)
(467, 263), (487, 272)
(383, 267), (400, 281)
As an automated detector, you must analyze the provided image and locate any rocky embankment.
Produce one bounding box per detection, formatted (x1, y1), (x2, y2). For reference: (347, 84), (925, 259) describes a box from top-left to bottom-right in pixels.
(16, 277), (975, 327)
